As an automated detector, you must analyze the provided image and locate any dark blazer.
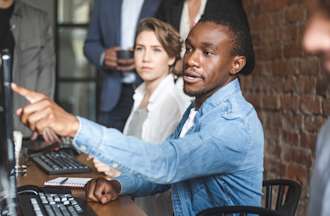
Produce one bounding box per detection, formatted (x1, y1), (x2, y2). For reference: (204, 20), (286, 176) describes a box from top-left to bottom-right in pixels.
(155, 0), (243, 32)
(84, 0), (161, 112)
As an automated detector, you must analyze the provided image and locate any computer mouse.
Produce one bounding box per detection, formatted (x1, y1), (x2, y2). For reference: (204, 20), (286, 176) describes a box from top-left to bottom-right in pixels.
(17, 185), (41, 195)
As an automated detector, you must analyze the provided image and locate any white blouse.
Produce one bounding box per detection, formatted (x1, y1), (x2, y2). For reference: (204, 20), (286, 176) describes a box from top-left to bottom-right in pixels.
(123, 74), (189, 143)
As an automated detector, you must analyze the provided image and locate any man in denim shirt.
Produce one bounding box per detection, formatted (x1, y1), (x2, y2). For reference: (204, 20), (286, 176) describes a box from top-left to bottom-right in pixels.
(13, 5), (264, 216)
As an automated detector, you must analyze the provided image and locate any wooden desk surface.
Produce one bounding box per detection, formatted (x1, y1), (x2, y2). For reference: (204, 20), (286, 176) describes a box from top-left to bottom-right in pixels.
(17, 154), (147, 216)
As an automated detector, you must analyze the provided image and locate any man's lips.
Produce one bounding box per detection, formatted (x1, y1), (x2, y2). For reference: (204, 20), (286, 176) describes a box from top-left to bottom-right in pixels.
(183, 69), (203, 83)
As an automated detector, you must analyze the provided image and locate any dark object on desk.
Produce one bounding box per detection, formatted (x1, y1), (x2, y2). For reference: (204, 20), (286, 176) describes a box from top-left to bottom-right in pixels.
(197, 179), (302, 216)
(24, 136), (79, 156)
(117, 49), (134, 59)
(17, 185), (96, 216)
(31, 151), (90, 175)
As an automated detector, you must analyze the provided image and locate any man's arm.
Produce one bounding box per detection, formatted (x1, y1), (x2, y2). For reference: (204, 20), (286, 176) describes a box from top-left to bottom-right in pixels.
(74, 116), (252, 184)
(114, 172), (170, 197)
(12, 85), (254, 185)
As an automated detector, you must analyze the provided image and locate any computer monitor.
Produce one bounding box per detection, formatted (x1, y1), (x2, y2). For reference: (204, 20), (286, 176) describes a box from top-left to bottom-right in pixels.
(0, 49), (17, 215)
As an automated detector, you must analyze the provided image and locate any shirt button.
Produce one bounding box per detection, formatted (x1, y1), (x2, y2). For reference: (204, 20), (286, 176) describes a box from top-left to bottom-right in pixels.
(80, 146), (87, 152)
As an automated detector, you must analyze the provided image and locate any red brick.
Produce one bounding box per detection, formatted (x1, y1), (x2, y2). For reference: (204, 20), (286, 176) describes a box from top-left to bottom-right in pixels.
(296, 76), (317, 95)
(282, 130), (300, 146)
(298, 57), (321, 75)
(261, 95), (281, 110)
(300, 95), (322, 114)
(284, 4), (307, 24)
(283, 43), (304, 58)
(322, 99), (330, 115)
(285, 164), (308, 185)
(282, 114), (304, 132)
(303, 116), (326, 133)
(300, 133), (317, 152)
(280, 95), (300, 113)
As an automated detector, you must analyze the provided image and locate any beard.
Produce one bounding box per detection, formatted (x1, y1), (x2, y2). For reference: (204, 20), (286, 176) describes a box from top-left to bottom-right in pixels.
(183, 83), (220, 99)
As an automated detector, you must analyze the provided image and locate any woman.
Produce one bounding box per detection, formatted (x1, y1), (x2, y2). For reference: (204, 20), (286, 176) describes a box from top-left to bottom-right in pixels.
(93, 17), (189, 216)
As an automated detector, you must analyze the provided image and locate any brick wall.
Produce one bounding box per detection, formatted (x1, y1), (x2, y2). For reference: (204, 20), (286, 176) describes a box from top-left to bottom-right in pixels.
(241, 1), (330, 215)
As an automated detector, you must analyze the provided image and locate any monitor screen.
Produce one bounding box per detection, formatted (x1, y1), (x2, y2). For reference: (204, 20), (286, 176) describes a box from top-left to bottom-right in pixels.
(0, 50), (17, 214)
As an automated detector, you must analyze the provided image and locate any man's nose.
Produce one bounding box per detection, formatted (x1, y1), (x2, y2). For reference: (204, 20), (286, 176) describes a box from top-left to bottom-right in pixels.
(185, 50), (200, 67)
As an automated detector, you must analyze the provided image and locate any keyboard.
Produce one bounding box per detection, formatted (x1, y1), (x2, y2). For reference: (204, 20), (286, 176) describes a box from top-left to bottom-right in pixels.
(31, 151), (90, 175)
(17, 186), (96, 216)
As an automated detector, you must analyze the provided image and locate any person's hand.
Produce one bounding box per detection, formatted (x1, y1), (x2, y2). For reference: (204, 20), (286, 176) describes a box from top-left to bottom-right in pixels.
(31, 128), (62, 145)
(12, 84), (80, 138)
(104, 47), (120, 70)
(93, 159), (121, 177)
(85, 178), (121, 204)
(117, 58), (135, 72)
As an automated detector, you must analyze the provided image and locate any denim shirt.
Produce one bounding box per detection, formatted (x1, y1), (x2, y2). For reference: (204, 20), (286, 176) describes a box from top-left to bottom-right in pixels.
(73, 79), (264, 216)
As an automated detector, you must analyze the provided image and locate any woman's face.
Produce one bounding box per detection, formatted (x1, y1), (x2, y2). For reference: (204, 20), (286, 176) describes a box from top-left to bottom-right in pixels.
(134, 31), (175, 83)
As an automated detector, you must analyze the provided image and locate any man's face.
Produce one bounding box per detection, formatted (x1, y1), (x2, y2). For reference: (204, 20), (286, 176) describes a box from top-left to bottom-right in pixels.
(303, 4), (330, 72)
(183, 22), (239, 99)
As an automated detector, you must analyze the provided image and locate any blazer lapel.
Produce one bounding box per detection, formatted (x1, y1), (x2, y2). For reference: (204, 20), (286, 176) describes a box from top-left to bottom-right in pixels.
(110, 0), (122, 45)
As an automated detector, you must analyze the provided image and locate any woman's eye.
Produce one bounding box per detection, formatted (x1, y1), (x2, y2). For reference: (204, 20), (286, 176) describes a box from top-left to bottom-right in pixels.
(153, 48), (162, 52)
(135, 47), (143, 51)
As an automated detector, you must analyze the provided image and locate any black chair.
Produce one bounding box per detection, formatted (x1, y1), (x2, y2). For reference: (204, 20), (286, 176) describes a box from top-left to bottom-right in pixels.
(197, 205), (281, 216)
(197, 179), (302, 216)
(262, 179), (301, 216)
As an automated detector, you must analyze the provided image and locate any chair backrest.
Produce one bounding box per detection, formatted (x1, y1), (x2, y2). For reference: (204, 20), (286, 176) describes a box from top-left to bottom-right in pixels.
(197, 179), (302, 216)
(262, 179), (302, 216)
(197, 206), (281, 216)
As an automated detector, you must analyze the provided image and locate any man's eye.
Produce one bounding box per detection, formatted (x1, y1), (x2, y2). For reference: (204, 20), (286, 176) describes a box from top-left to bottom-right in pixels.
(135, 47), (143, 51)
(204, 51), (213, 56)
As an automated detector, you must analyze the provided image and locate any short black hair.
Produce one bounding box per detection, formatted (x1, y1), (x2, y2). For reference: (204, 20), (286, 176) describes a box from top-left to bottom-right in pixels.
(199, 0), (255, 76)
(319, 0), (330, 13)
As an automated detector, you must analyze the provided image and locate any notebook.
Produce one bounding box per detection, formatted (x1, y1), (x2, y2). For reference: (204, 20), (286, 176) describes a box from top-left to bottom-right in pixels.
(44, 177), (92, 188)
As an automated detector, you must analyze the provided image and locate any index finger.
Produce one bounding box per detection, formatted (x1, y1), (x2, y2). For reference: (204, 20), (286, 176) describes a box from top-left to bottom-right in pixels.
(11, 83), (45, 103)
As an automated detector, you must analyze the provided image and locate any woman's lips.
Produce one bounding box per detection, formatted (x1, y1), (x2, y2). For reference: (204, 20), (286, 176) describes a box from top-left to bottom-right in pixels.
(141, 66), (153, 71)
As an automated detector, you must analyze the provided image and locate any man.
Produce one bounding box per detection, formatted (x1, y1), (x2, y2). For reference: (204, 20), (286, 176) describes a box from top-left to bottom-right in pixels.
(13, 6), (264, 215)
(84, 0), (161, 131)
(0, 0), (56, 142)
(303, 0), (330, 215)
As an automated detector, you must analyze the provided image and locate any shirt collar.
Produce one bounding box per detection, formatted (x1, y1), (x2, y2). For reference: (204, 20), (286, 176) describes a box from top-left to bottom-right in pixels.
(197, 78), (241, 115)
(133, 74), (175, 111)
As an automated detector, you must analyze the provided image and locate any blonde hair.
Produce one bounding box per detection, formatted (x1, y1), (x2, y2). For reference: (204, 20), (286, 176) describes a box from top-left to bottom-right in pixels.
(135, 17), (182, 67)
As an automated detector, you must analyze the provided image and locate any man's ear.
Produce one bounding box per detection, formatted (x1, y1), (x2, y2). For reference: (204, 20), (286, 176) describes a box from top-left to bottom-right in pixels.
(230, 56), (246, 75)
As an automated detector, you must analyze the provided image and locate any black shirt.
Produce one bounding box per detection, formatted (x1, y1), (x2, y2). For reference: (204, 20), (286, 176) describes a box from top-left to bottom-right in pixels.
(0, 3), (15, 57)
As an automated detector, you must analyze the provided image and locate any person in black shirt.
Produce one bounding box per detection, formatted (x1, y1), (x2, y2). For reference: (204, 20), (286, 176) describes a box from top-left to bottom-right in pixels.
(0, 0), (57, 143)
(0, 0), (15, 65)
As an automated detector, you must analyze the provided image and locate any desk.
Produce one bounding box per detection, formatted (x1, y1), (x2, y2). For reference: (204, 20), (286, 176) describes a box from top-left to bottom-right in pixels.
(17, 154), (147, 216)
